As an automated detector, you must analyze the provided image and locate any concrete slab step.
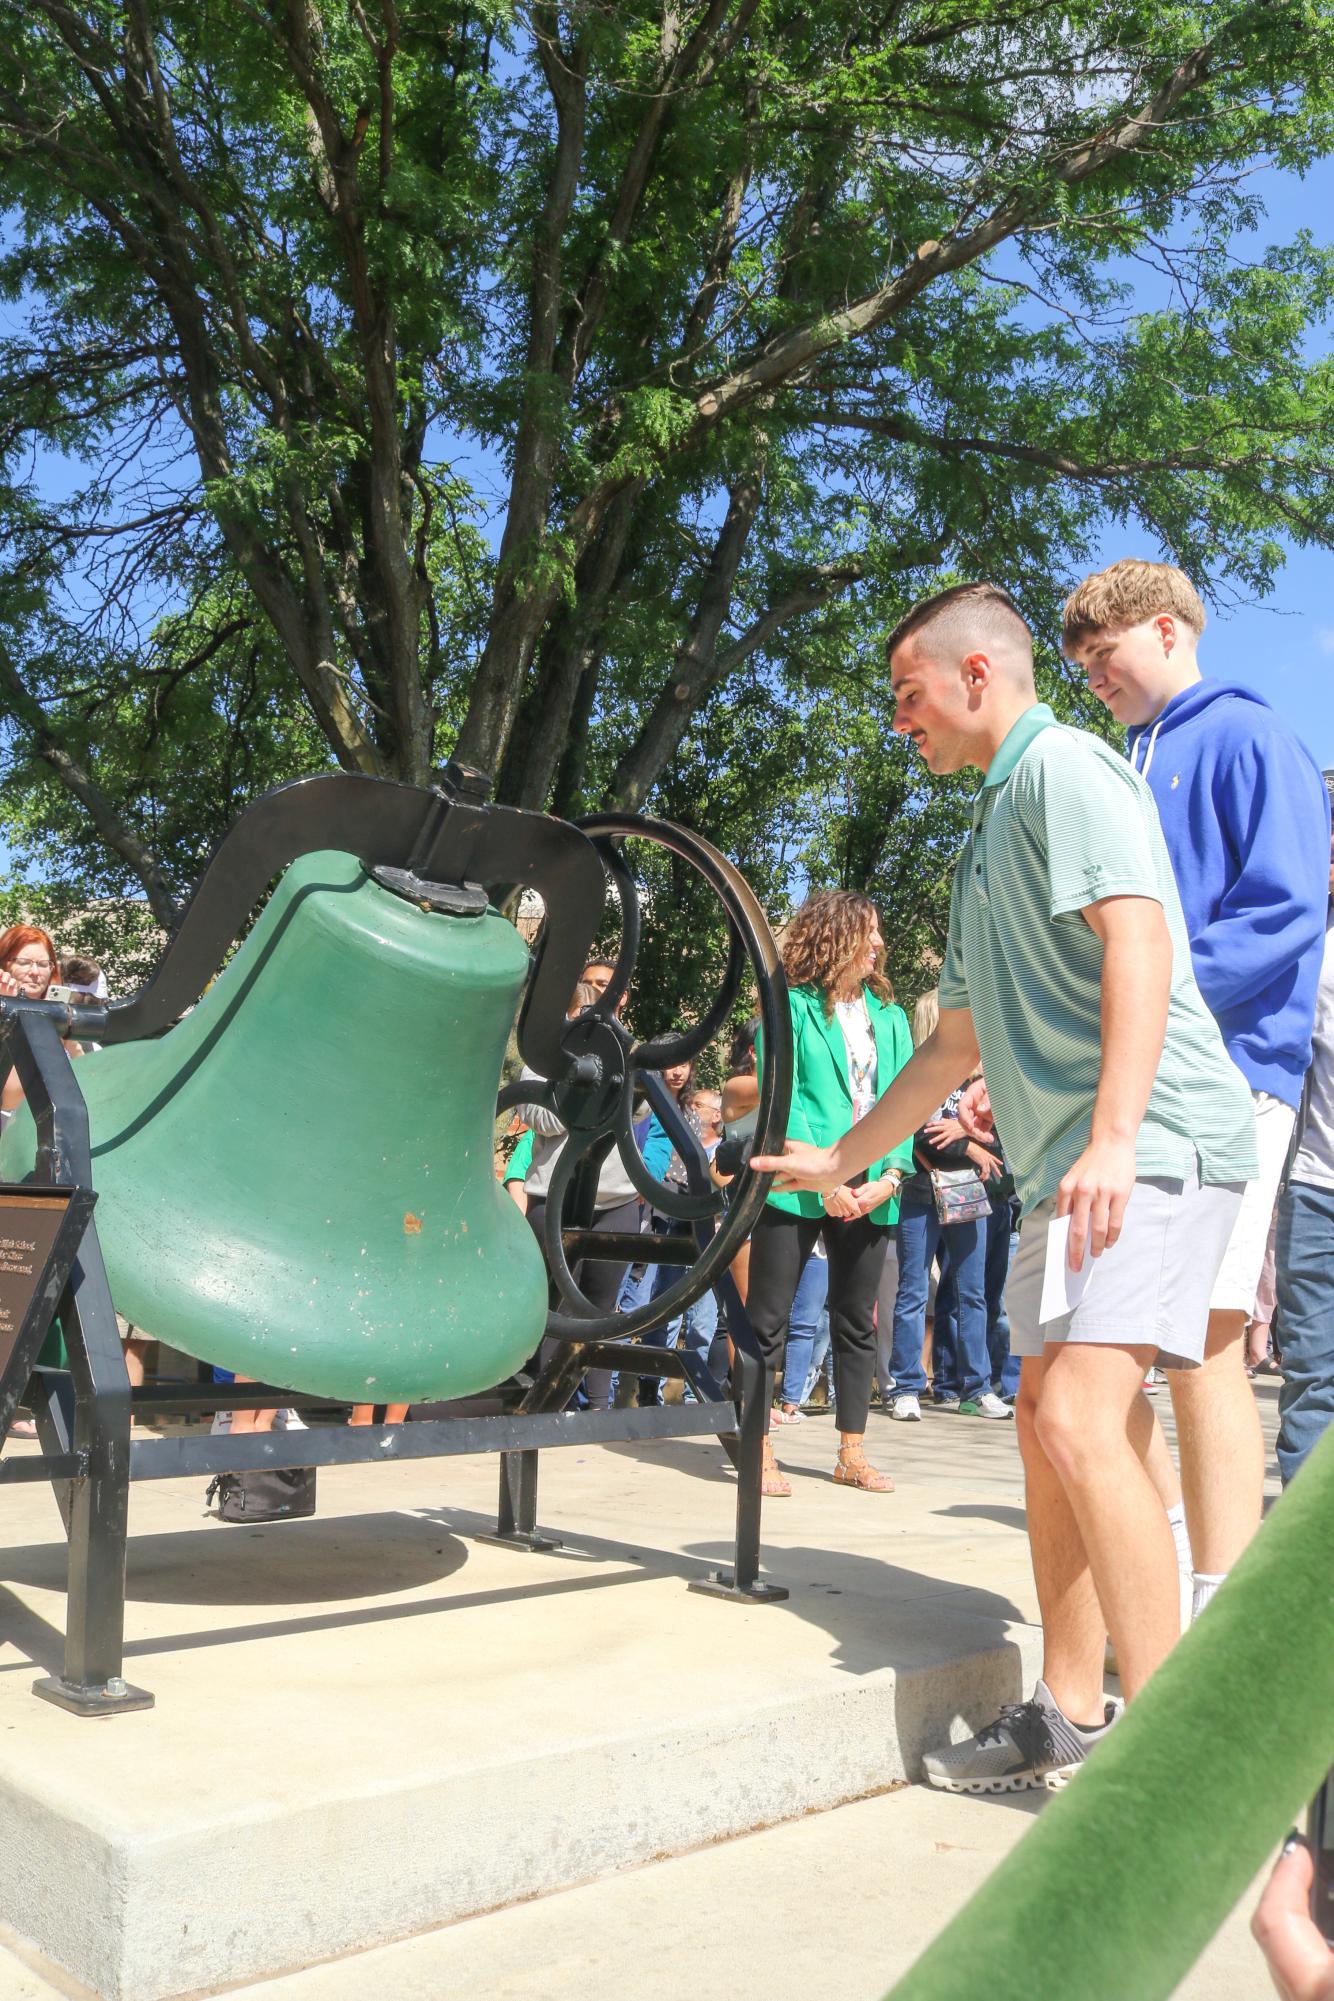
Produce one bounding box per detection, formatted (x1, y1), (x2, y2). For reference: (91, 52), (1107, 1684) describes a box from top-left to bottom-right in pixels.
(0, 1390), (1280, 2001)
(0, 1416), (1047, 2001)
(0, 1785), (1267, 2001)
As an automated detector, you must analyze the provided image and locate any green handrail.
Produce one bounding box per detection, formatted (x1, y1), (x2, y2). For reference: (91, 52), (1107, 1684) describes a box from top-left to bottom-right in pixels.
(886, 1422), (1334, 2001)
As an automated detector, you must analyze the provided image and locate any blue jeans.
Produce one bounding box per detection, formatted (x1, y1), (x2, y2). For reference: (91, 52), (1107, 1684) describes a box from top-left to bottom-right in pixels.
(1275, 1180), (1334, 1485)
(648, 1234), (730, 1402)
(673, 1286), (728, 1399)
(802, 1309), (834, 1403)
(616, 1260), (653, 1315)
(933, 1266), (960, 1395)
(985, 1194), (1021, 1399)
(781, 1253), (829, 1406)
(891, 1197), (989, 1402)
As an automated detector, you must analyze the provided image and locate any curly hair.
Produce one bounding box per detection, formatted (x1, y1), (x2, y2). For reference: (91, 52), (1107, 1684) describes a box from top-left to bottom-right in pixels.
(781, 890), (892, 1014)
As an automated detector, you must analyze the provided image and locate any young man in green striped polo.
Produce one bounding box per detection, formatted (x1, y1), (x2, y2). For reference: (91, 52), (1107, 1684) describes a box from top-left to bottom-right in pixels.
(753, 582), (1257, 1793)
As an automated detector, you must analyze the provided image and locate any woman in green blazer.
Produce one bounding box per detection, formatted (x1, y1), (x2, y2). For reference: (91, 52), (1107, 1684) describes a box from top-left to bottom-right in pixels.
(751, 890), (915, 1495)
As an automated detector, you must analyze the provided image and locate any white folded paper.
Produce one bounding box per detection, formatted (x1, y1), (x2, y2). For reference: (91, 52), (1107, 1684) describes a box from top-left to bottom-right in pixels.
(1038, 1212), (1095, 1325)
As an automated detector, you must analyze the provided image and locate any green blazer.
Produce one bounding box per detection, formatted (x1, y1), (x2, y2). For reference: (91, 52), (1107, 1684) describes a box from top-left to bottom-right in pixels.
(757, 984), (916, 1225)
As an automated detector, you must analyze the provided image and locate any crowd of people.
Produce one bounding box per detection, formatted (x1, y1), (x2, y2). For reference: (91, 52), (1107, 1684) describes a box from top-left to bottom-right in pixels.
(1, 560), (1331, 1988)
(3, 554), (1333, 1897)
(505, 567), (1334, 1564)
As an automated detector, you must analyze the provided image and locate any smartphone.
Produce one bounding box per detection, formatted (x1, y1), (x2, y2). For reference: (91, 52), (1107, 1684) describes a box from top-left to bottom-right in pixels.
(47, 984), (76, 1004)
(1309, 1765), (1334, 1945)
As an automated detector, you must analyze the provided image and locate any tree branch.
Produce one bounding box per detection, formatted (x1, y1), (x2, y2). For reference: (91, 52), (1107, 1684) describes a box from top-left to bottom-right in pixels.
(0, 645), (181, 927)
(454, 7), (588, 774)
(605, 529), (948, 813)
(679, 26), (1229, 434)
(560, 0), (755, 385)
(801, 408), (1313, 483)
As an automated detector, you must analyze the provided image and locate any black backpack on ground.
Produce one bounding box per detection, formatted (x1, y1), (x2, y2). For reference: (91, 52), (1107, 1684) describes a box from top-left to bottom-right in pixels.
(205, 1467), (317, 1522)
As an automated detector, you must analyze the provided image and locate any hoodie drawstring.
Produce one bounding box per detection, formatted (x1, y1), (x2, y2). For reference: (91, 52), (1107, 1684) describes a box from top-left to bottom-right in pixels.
(1130, 714), (1166, 779)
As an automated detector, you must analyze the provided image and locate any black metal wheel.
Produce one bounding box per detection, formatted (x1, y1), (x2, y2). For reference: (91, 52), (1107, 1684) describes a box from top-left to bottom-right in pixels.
(499, 815), (792, 1343)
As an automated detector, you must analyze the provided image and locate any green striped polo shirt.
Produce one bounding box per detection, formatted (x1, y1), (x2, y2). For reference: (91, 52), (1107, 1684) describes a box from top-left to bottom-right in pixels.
(937, 704), (1258, 1214)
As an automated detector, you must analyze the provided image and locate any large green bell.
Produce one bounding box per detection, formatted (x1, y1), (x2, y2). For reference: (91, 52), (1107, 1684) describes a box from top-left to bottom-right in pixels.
(0, 851), (550, 1403)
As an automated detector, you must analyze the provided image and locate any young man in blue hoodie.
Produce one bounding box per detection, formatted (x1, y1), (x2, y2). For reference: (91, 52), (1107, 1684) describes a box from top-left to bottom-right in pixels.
(1065, 559), (1331, 1616)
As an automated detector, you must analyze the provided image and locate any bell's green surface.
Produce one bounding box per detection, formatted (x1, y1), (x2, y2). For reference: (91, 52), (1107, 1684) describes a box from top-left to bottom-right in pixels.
(0, 852), (550, 1403)
(884, 1421), (1334, 2001)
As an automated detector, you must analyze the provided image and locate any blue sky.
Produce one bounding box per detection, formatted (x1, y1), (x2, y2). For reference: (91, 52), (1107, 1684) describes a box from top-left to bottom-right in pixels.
(1088, 148), (1328, 768)
(1080, 156), (1334, 771)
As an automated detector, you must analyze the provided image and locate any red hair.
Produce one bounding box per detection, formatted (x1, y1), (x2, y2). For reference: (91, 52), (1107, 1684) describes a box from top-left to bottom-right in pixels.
(0, 925), (58, 993)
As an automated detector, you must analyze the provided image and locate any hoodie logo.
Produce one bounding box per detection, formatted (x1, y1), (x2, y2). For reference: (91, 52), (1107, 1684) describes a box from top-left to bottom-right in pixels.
(1170, 774), (1180, 789)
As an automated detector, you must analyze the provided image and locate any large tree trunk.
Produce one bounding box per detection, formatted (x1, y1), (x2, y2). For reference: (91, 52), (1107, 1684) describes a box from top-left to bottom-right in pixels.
(603, 465), (764, 812)
(498, 484), (644, 811)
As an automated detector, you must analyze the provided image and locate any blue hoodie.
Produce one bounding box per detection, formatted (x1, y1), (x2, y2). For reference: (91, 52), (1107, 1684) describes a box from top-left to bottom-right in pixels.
(1127, 681), (1331, 1108)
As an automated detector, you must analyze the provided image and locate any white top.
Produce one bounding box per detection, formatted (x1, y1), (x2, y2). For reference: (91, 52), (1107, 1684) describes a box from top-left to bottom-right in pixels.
(1293, 909), (1334, 1188)
(833, 994), (878, 1126)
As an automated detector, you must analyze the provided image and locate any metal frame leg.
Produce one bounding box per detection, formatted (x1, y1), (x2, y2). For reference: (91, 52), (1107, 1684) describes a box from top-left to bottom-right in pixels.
(689, 1269), (787, 1606)
(474, 1448), (562, 1553)
(27, 1368), (76, 1535)
(472, 1341), (576, 1553)
(33, 1244), (153, 1716)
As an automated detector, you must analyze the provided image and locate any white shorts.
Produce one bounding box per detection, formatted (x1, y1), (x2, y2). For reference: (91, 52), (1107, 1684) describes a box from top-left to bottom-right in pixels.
(1209, 1091), (1294, 1315)
(1008, 1175), (1245, 1370)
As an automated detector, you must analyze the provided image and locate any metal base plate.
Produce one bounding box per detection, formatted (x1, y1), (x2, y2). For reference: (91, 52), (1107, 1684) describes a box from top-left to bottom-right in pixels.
(472, 1530), (564, 1554)
(688, 1570), (789, 1604)
(33, 1674), (155, 1718)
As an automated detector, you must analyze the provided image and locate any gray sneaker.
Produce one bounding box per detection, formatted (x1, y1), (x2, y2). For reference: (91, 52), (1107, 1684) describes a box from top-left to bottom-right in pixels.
(958, 1391), (1015, 1421)
(921, 1680), (1118, 1795)
(889, 1394), (922, 1422)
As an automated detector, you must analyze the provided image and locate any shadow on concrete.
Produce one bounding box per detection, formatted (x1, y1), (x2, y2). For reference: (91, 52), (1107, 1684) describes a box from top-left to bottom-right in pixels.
(933, 1503), (1028, 1532)
(0, 1462), (1030, 1715)
(958, 1790), (1046, 1823)
(0, 1546), (660, 1677)
(601, 1435), (737, 1483)
(681, 1537), (1028, 1672)
(0, 1510), (471, 1608)
(600, 1430), (849, 1487)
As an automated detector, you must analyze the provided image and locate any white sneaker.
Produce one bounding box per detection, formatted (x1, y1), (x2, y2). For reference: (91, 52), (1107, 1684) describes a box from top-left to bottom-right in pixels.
(889, 1394), (922, 1422)
(964, 1391), (1015, 1421)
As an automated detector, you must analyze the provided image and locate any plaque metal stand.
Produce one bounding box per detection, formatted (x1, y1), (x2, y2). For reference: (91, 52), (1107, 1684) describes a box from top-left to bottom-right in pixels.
(0, 1003), (153, 1714)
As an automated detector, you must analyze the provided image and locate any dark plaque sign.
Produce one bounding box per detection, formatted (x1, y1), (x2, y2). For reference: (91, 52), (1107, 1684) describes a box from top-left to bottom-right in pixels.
(0, 1187), (83, 1442)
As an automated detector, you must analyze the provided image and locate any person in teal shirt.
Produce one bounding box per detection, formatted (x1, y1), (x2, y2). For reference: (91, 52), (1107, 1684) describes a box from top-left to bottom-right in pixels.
(754, 581), (1257, 1797)
(750, 890), (915, 1496)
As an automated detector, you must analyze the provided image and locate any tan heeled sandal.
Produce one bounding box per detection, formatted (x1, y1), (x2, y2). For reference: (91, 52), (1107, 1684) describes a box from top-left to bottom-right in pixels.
(761, 1438), (792, 1497)
(833, 1446), (894, 1492)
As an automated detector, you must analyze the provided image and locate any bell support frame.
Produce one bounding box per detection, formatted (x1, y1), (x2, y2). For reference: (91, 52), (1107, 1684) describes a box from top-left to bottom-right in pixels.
(0, 766), (793, 1716)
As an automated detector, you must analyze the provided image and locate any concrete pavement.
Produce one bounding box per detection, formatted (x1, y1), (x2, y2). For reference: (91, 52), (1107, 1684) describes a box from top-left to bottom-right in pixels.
(0, 1377), (1286, 1999)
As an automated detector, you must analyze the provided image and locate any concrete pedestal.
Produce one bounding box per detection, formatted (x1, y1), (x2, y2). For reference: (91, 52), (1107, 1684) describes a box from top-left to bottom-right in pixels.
(0, 1412), (1046, 2000)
